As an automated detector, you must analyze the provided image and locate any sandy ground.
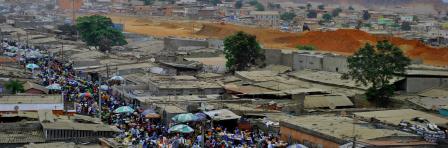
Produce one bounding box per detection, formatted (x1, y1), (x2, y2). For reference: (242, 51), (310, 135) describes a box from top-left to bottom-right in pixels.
(109, 15), (302, 49)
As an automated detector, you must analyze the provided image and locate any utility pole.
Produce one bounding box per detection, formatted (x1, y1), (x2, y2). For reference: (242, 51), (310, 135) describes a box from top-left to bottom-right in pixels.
(98, 77), (102, 120)
(106, 64), (109, 80)
(352, 114), (357, 148)
(60, 41), (64, 61)
(72, 0), (76, 25)
(26, 31), (29, 48)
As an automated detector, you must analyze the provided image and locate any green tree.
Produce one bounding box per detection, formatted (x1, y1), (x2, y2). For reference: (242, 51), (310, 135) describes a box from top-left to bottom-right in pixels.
(296, 45), (316, 51)
(412, 15), (419, 22)
(76, 15), (127, 52)
(267, 3), (280, 9)
(255, 3), (265, 11)
(224, 32), (264, 72)
(249, 0), (258, 6)
(4, 80), (24, 94)
(401, 22), (412, 31)
(342, 41), (410, 107)
(140, 0), (153, 5)
(235, 1), (243, 9)
(362, 10), (371, 20)
(331, 8), (342, 17)
(210, 0), (221, 6)
(307, 10), (317, 18)
(318, 4), (325, 10)
(57, 24), (77, 36)
(280, 12), (297, 21)
(322, 13), (333, 22)
(306, 3), (312, 10)
(348, 6), (354, 10)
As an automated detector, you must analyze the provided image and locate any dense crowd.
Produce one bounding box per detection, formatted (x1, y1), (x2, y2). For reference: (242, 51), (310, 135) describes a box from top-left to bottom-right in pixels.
(2, 39), (288, 147)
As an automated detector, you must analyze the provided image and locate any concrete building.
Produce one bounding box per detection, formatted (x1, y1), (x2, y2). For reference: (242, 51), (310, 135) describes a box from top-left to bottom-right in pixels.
(251, 11), (280, 27)
(401, 69), (448, 93)
(280, 114), (435, 148)
(292, 52), (324, 71)
(57, 0), (83, 11)
(23, 81), (49, 94)
(0, 95), (65, 115)
(264, 49), (349, 73)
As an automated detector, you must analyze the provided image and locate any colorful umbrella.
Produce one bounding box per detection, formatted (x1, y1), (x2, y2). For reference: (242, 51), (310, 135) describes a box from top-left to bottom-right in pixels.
(110, 75), (124, 81)
(26, 63), (39, 69)
(194, 112), (208, 121)
(168, 124), (194, 133)
(79, 92), (92, 98)
(114, 106), (134, 113)
(172, 113), (198, 123)
(46, 83), (62, 90)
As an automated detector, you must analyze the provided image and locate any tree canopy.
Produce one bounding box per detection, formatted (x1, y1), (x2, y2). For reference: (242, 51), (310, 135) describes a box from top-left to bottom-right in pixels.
(307, 10), (318, 18)
(76, 15), (127, 52)
(210, 0), (221, 6)
(224, 32), (264, 72)
(5, 80), (24, 94)
(342, 41), (410, 106)
(255, 3), (265, 11)
(235, 1), (243, 9)
(348, 6), (354, 10)
(331, 8), (342, 17)
(401, 22), (412, 31)
(306, 3), (312, 10)
(322, 13), (333, 22)
(318, 4), (325, 10)
(280, 12), (296, 21)
(362, 10), (371, 20)
(296, 45), (316, 51)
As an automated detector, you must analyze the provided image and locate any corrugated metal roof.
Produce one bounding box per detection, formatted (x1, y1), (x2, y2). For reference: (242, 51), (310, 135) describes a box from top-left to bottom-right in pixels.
(354, 109), (448, 128)
(405, 69), (448, 77)
(41, 122), (120, 132)
(419, 88), (448, 98)
(408, 97), (448, 110)
(23, 81), (49, 94)
(304, 95), (353, 109)
(204, 109), (240, 121)
(0, 122), (45, 144)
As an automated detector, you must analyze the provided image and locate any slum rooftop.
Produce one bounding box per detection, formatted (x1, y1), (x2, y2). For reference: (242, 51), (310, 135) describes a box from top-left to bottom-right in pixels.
(0, 95), (62, 104)
(289, 69), (403, 90)
(354, 109), (448, 128)
(152, 80), (222, 89)
(281, 114), (416, 142)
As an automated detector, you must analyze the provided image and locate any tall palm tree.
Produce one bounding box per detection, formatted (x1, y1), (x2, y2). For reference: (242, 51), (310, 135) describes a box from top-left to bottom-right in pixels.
(4, 80), (24, 94)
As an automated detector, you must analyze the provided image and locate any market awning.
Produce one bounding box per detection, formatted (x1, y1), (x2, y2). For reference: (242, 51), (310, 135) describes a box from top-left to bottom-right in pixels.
(204, 109), (240, 121)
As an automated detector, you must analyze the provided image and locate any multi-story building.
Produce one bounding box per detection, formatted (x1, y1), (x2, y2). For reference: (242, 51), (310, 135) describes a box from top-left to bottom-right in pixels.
(251, 11), (280, 27)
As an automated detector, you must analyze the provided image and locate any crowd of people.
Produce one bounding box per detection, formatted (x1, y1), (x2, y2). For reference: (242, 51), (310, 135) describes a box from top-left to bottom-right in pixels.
(2, 39), (289, 147)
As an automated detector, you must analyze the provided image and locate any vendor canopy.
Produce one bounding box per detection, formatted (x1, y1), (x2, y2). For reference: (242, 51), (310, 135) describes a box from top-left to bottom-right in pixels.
(204, 109), (240, 121)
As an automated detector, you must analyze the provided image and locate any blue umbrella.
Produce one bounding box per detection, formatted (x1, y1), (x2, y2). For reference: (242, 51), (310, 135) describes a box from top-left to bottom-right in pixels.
(195, 112), (208, 121)
(114, 106), (135, 113)
(26, 63), (39, 69)
(168, 124), (194, 133)
(46, 83), (62, 90)
(172, 113), (198, 123)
